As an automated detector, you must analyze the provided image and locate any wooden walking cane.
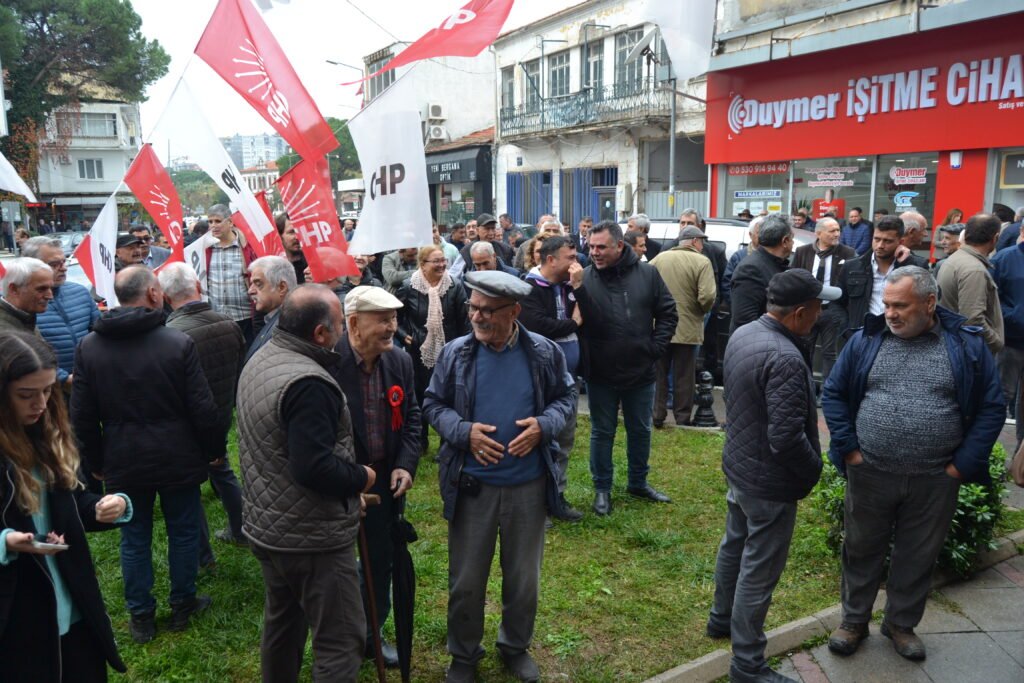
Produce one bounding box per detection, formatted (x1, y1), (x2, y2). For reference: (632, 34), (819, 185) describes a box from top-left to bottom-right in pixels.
(359, 494), (387, 683)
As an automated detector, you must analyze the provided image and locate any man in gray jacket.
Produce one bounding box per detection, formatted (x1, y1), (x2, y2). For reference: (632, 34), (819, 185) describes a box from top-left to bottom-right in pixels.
(237, 285), (377, 683)
(709, 269), (838, 683)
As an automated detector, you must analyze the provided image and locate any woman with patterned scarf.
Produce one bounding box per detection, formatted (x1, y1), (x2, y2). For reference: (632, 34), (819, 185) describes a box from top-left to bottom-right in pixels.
(397, 246), (470, 451)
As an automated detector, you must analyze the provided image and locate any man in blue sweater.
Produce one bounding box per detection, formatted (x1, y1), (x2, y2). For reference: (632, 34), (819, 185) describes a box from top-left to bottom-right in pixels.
(840, 207), (872, 256)
(22, 236), (99, 391)
(423, 270), (574, 683)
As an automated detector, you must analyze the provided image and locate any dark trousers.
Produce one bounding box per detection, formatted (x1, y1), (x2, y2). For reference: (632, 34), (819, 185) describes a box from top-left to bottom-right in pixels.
(808, 304), (845, 388)
(588, 380), (656, 492)
(998, 346), (1024, 419)
(413, 357), (432, 450)
(709, 485), (797, 677)
(119, 486), (201, 615)
(252, 544), (366, 683)
(447, 476), (546, 665)
(841, 463), (960, 627)
(359, 471), (395, 641)
(654, 343), (698, 425)
(553, 383), (579, 493)
(198, 459), (246, 566)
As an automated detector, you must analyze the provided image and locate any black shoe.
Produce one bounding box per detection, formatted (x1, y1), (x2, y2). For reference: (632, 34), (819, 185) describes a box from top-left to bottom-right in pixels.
(445, 660), (476, 683)
(167, 594), (212, 631)
(593, 491), (612, 516)
(706, 620), (730, 639)
(214, 528), (249, 547)
(499, 650), (540, 682)
(365, 640), (399, 668)
(552, 494), (583, 522)
(129, 611), (156, 644)
(626, 484), (672, 503)
(653, 420), (665, 429)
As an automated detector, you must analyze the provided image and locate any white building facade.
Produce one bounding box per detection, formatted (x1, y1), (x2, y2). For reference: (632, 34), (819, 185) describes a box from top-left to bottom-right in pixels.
(220, 133), (289, 172)
(36, 100), (142, 227)
(493, 0), (709, 228)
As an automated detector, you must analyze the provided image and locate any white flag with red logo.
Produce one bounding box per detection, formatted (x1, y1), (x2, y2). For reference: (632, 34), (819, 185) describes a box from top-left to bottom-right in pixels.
(0, 150), (37, 203)
(195, 0), (338, 161)
(124, 144), (185, 272)
(342, 0), (514, 85)
(74, 193), (120, 307)
(157, 80), (277, 255)
(274, 159), (358, 282)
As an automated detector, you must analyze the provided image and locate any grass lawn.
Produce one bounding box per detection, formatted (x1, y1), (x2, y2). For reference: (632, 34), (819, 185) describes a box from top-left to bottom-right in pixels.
(85, 418), (1023, 682)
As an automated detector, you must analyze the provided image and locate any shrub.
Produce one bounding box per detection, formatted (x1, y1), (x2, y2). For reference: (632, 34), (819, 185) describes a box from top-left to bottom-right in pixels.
(812, 444), (1009, 578)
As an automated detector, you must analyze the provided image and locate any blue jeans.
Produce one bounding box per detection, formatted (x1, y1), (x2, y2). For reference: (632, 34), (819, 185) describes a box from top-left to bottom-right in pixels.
(120, 486), (202, 615)
(587, 380), (656, 492)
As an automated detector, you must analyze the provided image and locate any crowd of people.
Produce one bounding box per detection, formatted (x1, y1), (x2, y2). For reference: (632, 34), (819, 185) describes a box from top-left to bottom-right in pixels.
(0, 201), (1020, 683)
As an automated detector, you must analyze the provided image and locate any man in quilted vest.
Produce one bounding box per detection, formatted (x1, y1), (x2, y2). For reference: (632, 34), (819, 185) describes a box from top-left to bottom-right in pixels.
(709, 270), (837, 683)
(237, 284), (377, 683)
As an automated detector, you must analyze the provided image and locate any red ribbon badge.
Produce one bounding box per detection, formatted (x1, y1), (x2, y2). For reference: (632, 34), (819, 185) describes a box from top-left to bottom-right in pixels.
(388, 385), (405, 431)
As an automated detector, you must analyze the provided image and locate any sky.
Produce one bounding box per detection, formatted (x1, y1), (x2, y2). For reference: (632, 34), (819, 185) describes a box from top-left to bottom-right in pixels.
(134, 0), (582, 157)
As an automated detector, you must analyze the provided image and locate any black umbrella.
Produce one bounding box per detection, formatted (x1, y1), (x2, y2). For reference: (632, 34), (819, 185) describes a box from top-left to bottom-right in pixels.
(391, 495), (418, 683)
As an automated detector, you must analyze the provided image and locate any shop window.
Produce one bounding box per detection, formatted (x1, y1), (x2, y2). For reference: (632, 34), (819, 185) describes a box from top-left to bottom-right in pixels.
(723, 162), (790, 220)
(873, 153), (938, 227)
(993, 148), (1024, 220)
(792, 158), (873, 223)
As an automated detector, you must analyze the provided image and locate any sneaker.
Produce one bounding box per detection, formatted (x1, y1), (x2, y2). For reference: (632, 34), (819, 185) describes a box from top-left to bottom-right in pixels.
(214, 528), (249, 547)
(827, 621), (869, 655)
(167, 594), (212, 631)
(129, 611), (156, 644)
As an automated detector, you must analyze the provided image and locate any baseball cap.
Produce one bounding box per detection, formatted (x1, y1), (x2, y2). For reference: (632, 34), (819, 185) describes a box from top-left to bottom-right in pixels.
(767, 269), (842, 307)
(116, 232), (143, 248)
(475, 213), (497, 226)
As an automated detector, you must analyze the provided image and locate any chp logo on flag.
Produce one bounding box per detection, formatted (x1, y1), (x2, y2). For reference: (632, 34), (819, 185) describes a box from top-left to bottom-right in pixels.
(233, 38), (290, 128)
(148, 187), (183, 245)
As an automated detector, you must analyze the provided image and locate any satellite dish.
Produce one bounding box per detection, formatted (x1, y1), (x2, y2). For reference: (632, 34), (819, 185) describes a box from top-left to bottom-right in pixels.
(625, 30), (658, 64)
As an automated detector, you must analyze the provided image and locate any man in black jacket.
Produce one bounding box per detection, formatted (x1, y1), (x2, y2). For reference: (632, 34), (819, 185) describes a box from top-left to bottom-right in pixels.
(71, 265), (223, 644)
(835, 215), (926, 338)
(329, 285), (422, 668)
(729, 214), (794, 333)
(708, 270), (836, 683)
(572, 221), (677, 516)
(160, 262), (248, 564)
(520, 235), (585, 522)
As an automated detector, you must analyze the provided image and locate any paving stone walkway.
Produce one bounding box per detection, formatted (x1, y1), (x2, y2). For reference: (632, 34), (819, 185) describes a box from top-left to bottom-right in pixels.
(772, 556), (1024, 683)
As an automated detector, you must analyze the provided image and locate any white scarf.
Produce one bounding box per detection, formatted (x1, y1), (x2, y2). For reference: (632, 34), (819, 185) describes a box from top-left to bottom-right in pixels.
(410, 269), (451, 369)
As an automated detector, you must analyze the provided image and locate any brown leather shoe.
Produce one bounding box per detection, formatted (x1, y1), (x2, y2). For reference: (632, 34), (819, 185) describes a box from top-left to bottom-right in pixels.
(827, 622), (869, 655)
(881, 622), (926, 660)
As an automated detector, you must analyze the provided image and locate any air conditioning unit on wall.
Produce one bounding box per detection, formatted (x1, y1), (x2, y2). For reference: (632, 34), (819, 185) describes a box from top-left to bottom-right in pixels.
(427, 102), (446, 121)
(428, 125), (447, 141)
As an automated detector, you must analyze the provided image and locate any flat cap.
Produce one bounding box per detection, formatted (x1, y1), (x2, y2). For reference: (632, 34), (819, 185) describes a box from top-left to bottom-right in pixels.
(767, 269), (841, 307)
(938, 222), (965, 235)
(464, 270), (532, 301)
(679, 226), (707, 240)
(475, 213), (497, 226)
(116, 232), (142, 248)
(344, 285), (403, 314)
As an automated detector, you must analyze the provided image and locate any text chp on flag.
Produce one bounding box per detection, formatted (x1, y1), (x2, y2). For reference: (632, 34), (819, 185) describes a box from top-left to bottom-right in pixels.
(347, 74), (433, 255)
(157, 80), (283, 258)
(275, 159), (358, 282)
(73, 193), (120, 307)
(195, 0), (339, 162)
(124, 144), (186, 272)
(341, 0), (514, 85)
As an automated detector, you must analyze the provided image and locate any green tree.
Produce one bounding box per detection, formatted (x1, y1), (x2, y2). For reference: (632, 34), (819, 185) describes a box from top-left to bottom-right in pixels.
(275, 117), (360, 183)
(170, 169), (228, 215)
(0, 0), (170, 182)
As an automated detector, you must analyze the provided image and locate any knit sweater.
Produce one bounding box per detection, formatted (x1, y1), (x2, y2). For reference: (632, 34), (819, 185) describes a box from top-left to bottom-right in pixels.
(856, 328), (963, 473)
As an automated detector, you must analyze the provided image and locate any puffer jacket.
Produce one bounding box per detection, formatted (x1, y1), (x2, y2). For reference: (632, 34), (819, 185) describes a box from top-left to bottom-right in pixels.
(822, 306), (1005, 484)
(422, 323), (575, 521)
(37, 283), (100, 382)
(722, 315), (823, 502)
(166, 301), (246, 435)
(70, 306), (223, 491)
(574, 245), (678, 388)
(395, 275), (470, 360)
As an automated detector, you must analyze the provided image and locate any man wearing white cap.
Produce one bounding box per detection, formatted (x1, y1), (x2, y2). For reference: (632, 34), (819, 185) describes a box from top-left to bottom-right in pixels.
(329, 286), (421, 668)
(423, 271), (574, 683)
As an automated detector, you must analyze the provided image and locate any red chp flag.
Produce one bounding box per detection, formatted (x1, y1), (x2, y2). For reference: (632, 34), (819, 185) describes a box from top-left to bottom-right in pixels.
(123, 144), (185, 271)
(195, 0), (338, 162)
(342, 0), (514, 85)
(275, 159), (358, 282)
(231, 209), (285, 258)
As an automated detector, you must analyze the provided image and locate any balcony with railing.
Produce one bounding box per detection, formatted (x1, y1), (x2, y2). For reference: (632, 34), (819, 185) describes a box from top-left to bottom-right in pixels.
(499, 79), (671, 140)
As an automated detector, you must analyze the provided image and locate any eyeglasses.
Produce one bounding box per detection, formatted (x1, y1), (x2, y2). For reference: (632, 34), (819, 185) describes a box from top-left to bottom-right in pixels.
(134, 236), (152, 243)
(425, 259), (447, 266)
(466, 301), (515, 318)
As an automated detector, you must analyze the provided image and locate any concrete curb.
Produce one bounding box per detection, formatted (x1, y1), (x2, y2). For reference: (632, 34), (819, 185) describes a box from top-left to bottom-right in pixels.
(644, 530), (1024, 683)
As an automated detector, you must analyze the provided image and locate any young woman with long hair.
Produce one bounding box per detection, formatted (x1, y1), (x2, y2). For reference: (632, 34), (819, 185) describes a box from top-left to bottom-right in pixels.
(0, 331), (132, 682)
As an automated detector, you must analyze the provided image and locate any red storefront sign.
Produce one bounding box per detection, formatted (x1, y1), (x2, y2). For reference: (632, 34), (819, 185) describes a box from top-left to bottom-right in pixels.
(727, 162), (790, 176)
(706, 15), (1024, 164)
